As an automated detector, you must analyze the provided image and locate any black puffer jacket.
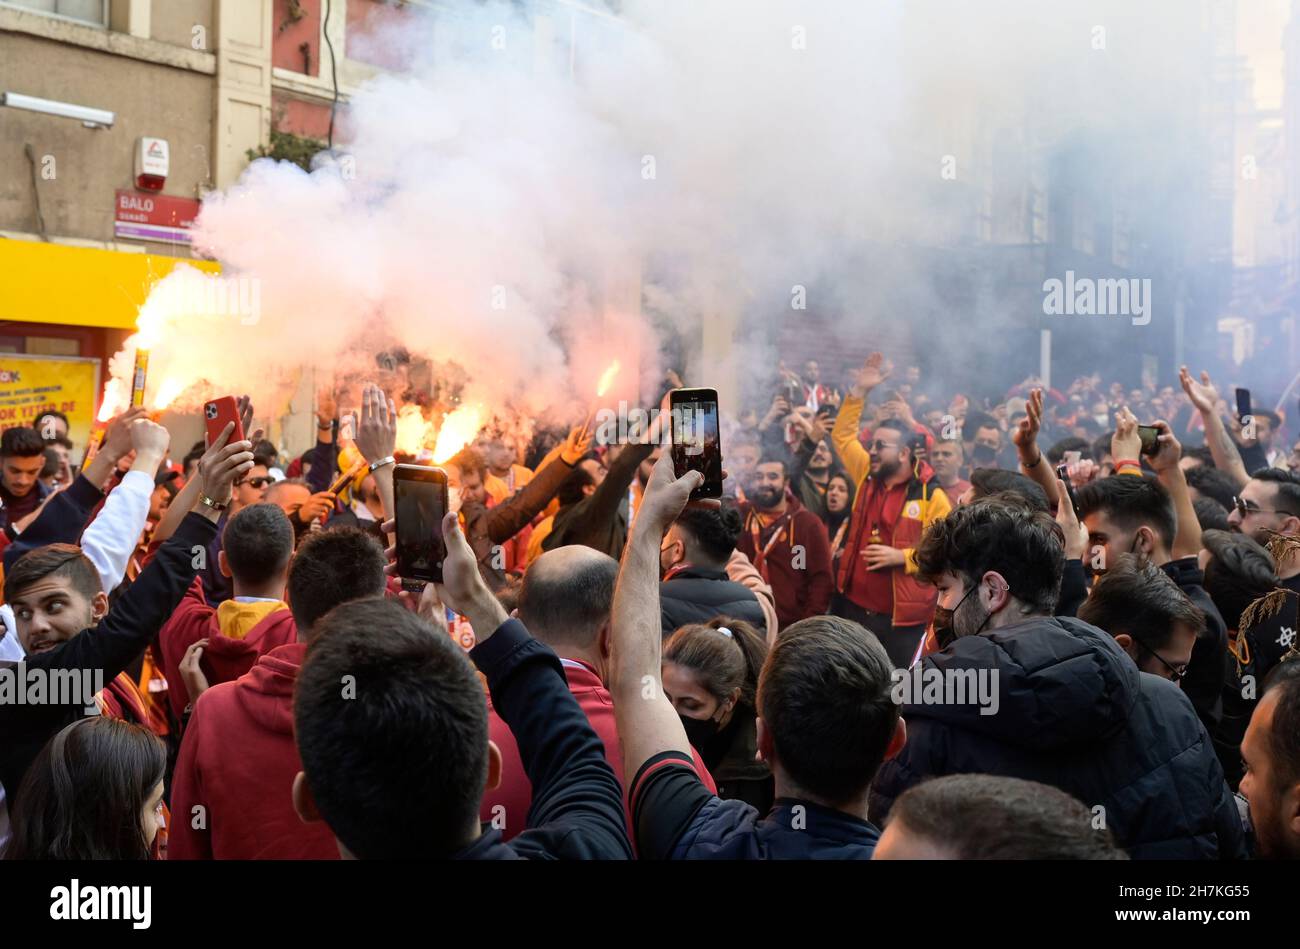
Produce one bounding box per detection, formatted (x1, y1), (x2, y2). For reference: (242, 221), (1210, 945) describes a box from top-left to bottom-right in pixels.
(868, 615), (1247, 860)
(660, 567), (768, 638)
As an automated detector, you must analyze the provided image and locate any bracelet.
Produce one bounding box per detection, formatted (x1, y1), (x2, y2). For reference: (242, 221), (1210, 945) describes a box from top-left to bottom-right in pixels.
(198, 493), (229, 512)
(368, 455), (395, 473)
(1113, 458), (1142, 471)
(1024, 452), (1042, 469)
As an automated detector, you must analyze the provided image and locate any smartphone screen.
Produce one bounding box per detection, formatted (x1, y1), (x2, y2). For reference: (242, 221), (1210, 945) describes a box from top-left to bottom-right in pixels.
(1137, 425), (1159, 456)
(394, 464), (448, 585)
(670, 388), (722, 500)
(1235, 387), (1252, 421)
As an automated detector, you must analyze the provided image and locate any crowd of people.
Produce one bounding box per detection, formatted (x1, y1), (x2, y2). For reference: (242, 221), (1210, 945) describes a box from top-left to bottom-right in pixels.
(0, 353), (1297, 862)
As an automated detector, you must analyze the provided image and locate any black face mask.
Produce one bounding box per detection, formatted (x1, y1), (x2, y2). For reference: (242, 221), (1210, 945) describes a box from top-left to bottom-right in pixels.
(679, 707), (740, 770)
(933, 583), (978, 649)
(971, 443), (998, 466)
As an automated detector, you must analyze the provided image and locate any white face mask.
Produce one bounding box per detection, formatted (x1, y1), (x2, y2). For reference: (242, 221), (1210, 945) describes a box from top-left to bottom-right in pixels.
(448, 486), (463, 514)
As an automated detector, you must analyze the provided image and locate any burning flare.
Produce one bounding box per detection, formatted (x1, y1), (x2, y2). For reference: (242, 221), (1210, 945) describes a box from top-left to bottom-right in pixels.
(596, 360), (621, 398)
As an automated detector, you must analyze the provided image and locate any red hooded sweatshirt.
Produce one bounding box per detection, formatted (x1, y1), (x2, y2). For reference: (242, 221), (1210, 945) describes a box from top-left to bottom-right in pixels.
(159, 577), (297, 721)
(169, 641), (338, 860)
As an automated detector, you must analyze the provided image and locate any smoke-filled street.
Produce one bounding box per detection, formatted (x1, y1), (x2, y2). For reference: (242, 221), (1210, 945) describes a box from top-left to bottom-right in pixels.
(0, 0), (1295, 930)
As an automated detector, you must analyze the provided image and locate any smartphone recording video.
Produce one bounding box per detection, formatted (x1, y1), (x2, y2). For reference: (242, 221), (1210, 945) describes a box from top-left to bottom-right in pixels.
(394, 464), (449, 588)
(670, 387), (723, 500)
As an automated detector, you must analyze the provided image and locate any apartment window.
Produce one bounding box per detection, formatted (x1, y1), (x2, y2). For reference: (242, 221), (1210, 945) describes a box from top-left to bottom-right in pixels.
(0, 0), (108, 28)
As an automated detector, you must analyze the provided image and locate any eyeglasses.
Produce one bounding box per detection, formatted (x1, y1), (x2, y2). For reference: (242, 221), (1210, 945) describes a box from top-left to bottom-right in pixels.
(869, 440), (898, 453)
(236, 476), (273, 489)
(1132, 637), (1187, 681)
(1231, 496), (1297, 518)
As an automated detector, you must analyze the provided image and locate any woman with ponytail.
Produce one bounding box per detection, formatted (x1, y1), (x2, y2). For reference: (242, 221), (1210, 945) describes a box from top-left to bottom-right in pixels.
(663, 617), (774, 812)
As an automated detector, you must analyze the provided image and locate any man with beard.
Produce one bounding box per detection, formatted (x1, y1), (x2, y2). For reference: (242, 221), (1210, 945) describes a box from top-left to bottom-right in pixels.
(869, 498), (1246, 859)
(736, 459), (833, 630)
(1240, 662), (1300, 859)
(830, 353), (951, 667)
(785, 409), (839, 520)
(1227, 468), (1300, 685)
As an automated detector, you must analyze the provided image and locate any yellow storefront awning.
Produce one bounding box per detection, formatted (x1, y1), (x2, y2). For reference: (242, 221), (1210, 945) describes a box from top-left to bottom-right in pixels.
(0, 239), (221, 330)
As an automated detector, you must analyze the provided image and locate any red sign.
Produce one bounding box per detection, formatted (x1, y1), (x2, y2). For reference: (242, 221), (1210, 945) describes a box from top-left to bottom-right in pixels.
(114, 190), (201, 229)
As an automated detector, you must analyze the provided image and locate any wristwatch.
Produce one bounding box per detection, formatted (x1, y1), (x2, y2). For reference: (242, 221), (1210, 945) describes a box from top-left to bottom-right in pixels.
(198, 493), (229, 512)
(368, 455), (395, 473)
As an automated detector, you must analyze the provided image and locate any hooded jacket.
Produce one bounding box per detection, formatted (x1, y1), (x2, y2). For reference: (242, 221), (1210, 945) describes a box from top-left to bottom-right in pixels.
(660, 565), (769, 638)
(158, 578), (297, 721)
(170, 641), (338, 859)
(869, 614), (1246, 860)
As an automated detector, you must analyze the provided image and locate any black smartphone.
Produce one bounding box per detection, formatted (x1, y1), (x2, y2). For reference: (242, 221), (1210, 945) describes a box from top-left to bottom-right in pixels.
(1235, 387), (1252, 421)
(1137, 425), (1159, 456)
(394, 464), (448, 589)
(1056, 463), (1081, 519)
(670, 387), (723, 500)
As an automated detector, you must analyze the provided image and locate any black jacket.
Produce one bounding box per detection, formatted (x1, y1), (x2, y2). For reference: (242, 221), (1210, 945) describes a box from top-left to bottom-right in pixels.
(544, 442), (654, 560)
(453, 619), (631, 860)
(660, 566), (768, 638)
(1160, 556), (1230, 739)
(869, 615), (1247, 860)
(0, 512), (219, 804)
(2, 475), (104, 571)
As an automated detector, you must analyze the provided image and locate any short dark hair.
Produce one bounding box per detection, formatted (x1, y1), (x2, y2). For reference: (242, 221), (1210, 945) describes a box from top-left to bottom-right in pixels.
(1185, 465), (1237, 511)
(4, 543), (102, 603)
(1046, 437), (1091, 466)
(1077, 554), (1206, 650)
(222, 503), (294, 587)
(673, 506), (742, 566)
(916, 498), (1064, 615)
(757, 615), (898, 804)
(517, 548), (618, 649)
(1181, 445), (1216, 469)
(1250, 468), (1300, 518)
(1255, 408), (1282, 430)
(1200, 529), (1280, 631)
(969, 468), (1050, 512)
(557, 456), (598, 507)
(252, 439), (279, 470)
(294, 597), (488, 858)
(286, 527), (387, 633)
(40, 447), (61, 479)
(888, 774), (1126, 859)
(755, 456), (788, 477)
(1262, 662), (1300, 796)
(962, 411), (996, 442)
(1193, 497), (1231, 533)
(1075, 474), (1177, 551)
(35, 409), (69, 430)
(1090, 432), (1114, 463)
(1, 427), (46, 459)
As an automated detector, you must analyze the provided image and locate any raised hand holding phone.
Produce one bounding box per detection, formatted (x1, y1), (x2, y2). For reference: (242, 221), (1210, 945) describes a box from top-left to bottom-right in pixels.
(670, 387), (722, 500)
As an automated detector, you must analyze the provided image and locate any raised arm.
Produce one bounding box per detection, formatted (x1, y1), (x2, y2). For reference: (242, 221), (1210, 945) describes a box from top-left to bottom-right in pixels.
(434, 510), (629, 858)
(1147, 418), (1201, 560)
(77, 419), (171, 592)
(485, 425), (587, 543)
(832, 352), (891, 485)
(1180, 366), (1249, 487)
(352, 382), (398, 530)
(610, 450), (705, 782)
(1013, 388), (1060, 510)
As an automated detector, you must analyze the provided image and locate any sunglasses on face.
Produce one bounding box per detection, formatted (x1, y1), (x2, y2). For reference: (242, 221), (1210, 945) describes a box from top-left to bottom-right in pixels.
(1231, 496), (1294, 518)
(237, 476), (273, 489)
(869, 440), (898, 453)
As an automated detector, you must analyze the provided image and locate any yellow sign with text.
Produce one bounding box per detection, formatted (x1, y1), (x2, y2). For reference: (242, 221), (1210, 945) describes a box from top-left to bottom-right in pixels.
(0, 355), (100, 449)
